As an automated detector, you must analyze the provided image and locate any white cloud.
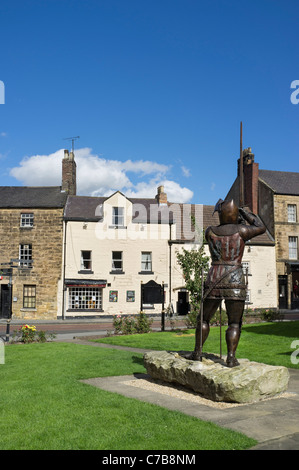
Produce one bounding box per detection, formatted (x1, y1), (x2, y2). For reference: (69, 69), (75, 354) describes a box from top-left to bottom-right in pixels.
(125, 179), (193, 203)
(181, 166), (190, 177)
(9, 147), (193, 203)
(0, 132), (7, 137)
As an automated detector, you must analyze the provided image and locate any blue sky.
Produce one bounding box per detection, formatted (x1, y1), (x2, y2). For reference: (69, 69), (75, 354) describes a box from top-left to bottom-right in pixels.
(0, 0), (298, 204)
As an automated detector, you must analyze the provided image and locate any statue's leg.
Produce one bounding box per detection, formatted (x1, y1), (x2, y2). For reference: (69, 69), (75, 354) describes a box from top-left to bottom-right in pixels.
(225, 299), (245, 367)
(191, 299), (221, 360)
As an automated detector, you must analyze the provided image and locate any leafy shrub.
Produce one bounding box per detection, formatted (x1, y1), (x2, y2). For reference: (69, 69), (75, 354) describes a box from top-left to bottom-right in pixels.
(112, 312), (153, 335)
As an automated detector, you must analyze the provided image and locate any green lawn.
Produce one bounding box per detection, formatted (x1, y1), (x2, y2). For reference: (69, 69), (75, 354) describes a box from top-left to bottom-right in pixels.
(0, 341), (257, 450)
(97, 321), (299, 369)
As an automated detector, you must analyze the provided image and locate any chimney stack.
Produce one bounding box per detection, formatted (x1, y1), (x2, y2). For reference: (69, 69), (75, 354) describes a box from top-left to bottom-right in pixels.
(156, 185), (167, 205)
(62, 149), (77, 195)
(238, 147), (259, 213)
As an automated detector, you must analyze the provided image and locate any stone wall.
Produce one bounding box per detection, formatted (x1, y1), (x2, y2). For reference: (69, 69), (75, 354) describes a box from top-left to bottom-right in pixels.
(0, 208), (64, 319)
(274, 194), (299, 269)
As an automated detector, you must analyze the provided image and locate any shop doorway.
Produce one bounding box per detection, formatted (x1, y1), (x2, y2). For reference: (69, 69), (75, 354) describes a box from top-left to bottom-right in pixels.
(177, 290), (189, 315)
(291, 272), (299, 310)
(278, 275), (288, 310)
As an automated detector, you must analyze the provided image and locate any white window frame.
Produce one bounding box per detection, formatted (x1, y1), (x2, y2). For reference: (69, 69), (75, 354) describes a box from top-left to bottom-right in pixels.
(20, 213), (34, 227)
(288, 204), (297, 223)
(68, 287), (102, 310)
(23, 285), (36, 309)
(112, 251), (123, 271)
(141, 252), (152, 272)
(80, 250), (92, 270)
(242, 261), (250, 275)
(19, 244), (33, 268)
(112, 207), (124, 226)
(289, 236), (298, 260)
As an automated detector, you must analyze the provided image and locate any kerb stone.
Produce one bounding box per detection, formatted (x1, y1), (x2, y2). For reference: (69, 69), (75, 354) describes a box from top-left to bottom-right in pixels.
(143, 351), (290, 404)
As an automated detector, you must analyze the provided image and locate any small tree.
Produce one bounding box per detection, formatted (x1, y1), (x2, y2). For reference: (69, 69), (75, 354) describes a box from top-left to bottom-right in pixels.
(176, 229), (209, 326)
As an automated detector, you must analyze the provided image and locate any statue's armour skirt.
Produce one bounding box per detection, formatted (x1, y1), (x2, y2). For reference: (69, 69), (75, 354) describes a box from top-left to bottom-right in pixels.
(204, 264), (246, 300)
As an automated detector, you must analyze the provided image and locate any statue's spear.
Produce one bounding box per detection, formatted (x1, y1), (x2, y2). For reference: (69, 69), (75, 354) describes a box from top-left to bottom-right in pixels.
(239, 121), (244, 208)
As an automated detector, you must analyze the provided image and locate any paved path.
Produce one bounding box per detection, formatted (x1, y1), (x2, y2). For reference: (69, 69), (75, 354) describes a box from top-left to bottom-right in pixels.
(0, 318), (186, 342)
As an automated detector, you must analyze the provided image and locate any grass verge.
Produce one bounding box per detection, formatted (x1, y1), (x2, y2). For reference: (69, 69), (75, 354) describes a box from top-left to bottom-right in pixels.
(95, 321), (299, 369)
(0, 341), (256, 450)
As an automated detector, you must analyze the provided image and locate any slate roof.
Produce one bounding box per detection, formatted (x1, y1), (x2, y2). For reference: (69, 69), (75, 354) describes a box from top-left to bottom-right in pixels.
(64, 195), (175, 223)
(202, 204), (274, 246)
(0, 186), (68, 208)
(259, 169), (299, 195)
(64, 195), (105, 221)
(64, 195), (274, 245)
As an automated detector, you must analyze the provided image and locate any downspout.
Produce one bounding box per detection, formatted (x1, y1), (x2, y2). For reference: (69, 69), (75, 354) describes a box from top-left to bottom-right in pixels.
(61, 219), (67, 320)
(168, 221), (173, 312)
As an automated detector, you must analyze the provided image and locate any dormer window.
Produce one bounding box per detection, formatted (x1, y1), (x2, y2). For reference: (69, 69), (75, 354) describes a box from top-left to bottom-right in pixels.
(112, 207), (124, 226)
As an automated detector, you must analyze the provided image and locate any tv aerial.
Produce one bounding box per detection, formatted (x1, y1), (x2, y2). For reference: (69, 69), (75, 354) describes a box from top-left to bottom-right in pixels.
(63, 136), (80, 152)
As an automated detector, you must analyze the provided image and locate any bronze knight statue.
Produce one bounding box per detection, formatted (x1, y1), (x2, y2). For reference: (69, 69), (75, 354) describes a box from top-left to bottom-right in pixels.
(191, 199), (266, 367)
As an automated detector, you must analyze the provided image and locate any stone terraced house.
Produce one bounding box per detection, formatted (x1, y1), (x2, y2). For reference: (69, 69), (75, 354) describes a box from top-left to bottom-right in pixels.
(0, 148), (277, 320)
(61, 183), (276, 319)
(0, 186), (67, 319)
(226, 147), (299, 310)
(0, 149), (74, 320)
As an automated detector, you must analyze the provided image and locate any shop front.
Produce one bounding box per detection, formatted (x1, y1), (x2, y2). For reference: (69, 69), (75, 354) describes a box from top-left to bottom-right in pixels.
(286, 262), (299, 310)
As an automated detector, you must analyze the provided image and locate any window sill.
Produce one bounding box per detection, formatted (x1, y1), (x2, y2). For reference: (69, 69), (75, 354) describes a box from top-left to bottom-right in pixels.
(138, 271), (154, 275)
(67, 309), (103, 312)
(110, 271), (125, 275)
(78, 270), (94, 274)
(109, 225), (127, 229)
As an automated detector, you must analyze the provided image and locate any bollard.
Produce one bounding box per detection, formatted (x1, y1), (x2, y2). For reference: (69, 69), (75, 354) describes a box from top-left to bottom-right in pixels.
(5, 319), (11, 343)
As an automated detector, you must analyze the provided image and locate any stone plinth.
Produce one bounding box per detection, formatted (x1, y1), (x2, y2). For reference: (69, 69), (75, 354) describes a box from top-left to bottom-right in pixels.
(143, 351), (290, 404)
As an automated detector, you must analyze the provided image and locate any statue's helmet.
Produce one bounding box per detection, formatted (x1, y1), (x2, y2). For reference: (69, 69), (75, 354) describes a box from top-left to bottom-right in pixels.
(213, 199), (239, 224)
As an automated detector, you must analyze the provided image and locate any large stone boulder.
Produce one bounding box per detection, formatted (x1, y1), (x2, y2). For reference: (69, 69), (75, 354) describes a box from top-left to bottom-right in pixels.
(143, 351), (289, 404)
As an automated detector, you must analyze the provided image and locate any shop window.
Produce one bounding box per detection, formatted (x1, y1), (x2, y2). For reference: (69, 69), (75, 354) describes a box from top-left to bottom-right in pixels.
(68, 287), (102, 310)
